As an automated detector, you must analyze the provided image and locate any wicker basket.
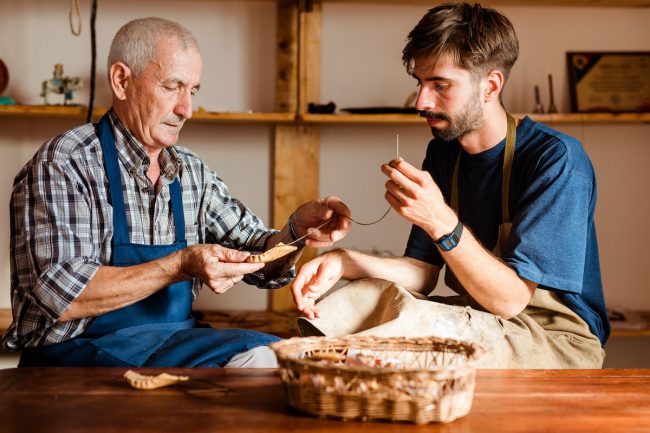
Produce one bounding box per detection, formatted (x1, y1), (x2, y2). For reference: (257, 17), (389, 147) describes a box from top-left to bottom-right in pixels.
(270, 335), (484, 424)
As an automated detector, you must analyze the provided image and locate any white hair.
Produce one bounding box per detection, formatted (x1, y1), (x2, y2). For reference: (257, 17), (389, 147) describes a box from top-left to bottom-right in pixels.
(107, 17), (199, 79)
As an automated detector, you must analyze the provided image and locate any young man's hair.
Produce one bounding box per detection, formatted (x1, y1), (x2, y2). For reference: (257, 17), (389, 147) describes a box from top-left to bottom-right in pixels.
(402, 2), (519, 90)
(107, 17), (199, 80)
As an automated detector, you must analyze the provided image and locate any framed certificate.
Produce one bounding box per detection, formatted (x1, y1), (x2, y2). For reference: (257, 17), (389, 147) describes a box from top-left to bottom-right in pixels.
(566, 52), (650, 113)
(0, 58), (8, 95)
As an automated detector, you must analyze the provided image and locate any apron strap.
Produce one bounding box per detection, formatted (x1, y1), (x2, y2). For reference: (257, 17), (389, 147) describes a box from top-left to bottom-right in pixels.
(451, 113), (517, 224)
(502, 113), (516, 223)
(169, 179), (185, 242)
(97, 113), (130, 245)
(96, 113), (187, 245)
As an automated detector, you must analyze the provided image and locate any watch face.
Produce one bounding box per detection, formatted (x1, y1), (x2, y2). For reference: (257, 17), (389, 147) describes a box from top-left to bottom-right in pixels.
(0, 58), (8, 95)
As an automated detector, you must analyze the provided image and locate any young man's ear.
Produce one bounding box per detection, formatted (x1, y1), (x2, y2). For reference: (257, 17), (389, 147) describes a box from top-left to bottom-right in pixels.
(109, 62), (132, 101)
(484, 69), (505, 103)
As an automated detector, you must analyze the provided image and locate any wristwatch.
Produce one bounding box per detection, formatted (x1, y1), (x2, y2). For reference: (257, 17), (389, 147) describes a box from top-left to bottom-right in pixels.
(434, 221), (463, 252)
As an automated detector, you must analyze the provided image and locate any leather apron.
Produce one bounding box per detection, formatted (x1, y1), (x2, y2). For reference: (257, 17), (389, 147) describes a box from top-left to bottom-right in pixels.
(19, 114), (278, 367)
(440, 113), (517, 305)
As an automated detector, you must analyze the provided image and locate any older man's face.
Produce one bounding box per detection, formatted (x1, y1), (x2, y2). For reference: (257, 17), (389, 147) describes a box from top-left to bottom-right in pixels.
(123, 37), (202, 150)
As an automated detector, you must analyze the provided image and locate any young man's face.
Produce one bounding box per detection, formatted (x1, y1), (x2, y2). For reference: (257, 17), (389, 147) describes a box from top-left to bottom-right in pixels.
(123, 37), (203, 151)
(412, 53), (484, 142)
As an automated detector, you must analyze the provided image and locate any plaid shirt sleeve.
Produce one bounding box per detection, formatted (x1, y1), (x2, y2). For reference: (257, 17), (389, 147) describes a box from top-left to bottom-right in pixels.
(5, 130), (102, 349)
(176, 147), (295, 291)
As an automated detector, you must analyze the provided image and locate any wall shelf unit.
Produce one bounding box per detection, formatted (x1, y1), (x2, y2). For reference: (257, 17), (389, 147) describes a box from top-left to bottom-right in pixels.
(322, 0), (650, 6)
(3, 105), (648, 125)
(0, 105), (295, 125)
(2, 1), (649, 314)
(300, 112), (650, 125)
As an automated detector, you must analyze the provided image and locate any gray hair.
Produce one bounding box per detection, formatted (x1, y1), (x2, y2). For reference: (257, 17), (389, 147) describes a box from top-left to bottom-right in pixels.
(107, 17), (199, 78)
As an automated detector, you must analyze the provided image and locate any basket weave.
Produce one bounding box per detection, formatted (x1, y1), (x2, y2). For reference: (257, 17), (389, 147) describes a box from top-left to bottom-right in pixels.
(270, 335), (484, 424)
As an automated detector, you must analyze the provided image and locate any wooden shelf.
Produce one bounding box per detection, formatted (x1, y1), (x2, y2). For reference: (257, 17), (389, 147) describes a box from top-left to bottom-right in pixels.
(0, 105), (295, 125)
(301, 112), (650, 125)
(526, 112), (650, 124)
(301, 113), (423, 124)
(191, 110), (295, 124)
(2, 105), (649, 125)
(0, 104), (92, 118)
(323, 0), (650, 7)
(609, 311), (650, 337)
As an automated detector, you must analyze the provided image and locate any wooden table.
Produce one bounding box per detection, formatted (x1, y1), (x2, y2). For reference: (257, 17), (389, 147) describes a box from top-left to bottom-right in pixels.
(1, 368), (649, 433)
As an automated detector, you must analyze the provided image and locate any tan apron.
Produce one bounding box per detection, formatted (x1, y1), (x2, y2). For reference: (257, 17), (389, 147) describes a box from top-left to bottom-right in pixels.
(299, 114), (605, 368)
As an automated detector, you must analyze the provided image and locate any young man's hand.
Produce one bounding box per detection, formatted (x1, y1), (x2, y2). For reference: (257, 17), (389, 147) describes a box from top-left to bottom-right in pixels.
(291, 251), (344, 319)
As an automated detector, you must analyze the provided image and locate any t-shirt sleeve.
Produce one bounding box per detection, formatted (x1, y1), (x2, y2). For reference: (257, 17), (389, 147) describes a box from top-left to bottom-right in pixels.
(504, 138), (595, 294)
(404, 224), (444, 266)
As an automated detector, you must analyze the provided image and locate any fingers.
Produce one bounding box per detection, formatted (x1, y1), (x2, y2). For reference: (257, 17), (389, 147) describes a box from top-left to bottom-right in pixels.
(301, 297), (320, 320)
(323, 196), (352, 219)
(381, 158), (430, 194)
(208, 274), (245, 295)
(303, 226), (346, 247)
(388, 157), (422, 181)
(292, 262), (318, 311)
(305, 264), (338, 295)
(302, 197), (351, 245)
(291, 257), (340, 314)
(201, 249), (265, 294)
(384, 189), (404, 213)
(296, 196), (352, 231)
(209, 245), (252, 263)
(204, 259), (265, 278)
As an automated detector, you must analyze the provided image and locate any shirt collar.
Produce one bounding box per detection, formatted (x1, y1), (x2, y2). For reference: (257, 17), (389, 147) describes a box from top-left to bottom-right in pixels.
(107, 109), (182, 180)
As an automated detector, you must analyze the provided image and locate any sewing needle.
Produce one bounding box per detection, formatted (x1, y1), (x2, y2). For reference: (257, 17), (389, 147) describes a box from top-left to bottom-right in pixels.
(396, 133), (399, 159)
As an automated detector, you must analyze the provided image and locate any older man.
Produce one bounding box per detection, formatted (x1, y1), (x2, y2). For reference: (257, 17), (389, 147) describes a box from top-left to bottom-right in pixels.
(3, 17), (350, 368)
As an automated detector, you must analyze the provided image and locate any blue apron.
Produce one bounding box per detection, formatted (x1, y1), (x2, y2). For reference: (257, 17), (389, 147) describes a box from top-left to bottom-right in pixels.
(19, 114), (278, 367)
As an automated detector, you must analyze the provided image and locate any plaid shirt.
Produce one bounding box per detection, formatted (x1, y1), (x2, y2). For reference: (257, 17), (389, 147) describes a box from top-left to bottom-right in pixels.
(4, 110), (291, 350)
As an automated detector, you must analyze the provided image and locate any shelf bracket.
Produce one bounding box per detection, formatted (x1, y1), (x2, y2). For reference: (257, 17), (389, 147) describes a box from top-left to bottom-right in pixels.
(301, 0), (314, 13)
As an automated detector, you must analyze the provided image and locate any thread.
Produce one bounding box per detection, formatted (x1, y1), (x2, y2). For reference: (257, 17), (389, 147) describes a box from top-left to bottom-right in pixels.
(286, 133), (398, 245)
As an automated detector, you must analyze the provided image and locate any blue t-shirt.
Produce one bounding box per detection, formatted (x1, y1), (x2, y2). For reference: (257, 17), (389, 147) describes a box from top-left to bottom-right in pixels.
(404, 116), (610, 345)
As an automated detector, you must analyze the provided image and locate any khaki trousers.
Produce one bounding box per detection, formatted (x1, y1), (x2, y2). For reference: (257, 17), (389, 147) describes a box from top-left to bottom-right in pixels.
(298, 278), (605, 369)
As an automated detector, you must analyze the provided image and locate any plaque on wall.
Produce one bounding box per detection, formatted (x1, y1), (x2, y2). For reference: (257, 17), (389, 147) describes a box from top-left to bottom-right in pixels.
(567, 52), (650, 113)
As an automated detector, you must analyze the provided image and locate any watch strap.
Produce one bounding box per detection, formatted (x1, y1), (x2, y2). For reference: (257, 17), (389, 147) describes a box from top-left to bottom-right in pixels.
(434, 221), (463, 252)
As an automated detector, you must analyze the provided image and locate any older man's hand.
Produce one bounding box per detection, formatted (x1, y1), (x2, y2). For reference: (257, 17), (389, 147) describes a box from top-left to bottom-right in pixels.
(179, 244), (265, 294)
(291, 196), (351, 248)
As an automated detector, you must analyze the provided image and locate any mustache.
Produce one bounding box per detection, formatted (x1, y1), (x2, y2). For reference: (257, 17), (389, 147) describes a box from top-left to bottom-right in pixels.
(419, 110), (450, 122)
(165, 115), (186, 124)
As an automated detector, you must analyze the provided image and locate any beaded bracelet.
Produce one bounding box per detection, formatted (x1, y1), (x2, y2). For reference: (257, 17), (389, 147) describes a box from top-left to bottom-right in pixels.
(287, 213), (307, 247)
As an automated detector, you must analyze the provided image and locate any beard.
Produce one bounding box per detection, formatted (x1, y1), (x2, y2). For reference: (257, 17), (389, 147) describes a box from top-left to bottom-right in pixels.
(420, 86), (485, 142)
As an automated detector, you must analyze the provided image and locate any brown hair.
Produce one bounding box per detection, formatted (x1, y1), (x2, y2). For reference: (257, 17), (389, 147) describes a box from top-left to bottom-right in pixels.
(402, 2), (519, 85)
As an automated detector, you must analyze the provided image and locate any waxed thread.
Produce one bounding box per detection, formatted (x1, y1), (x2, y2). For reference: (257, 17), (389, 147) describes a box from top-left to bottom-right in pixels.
(286, 134), (398, 246)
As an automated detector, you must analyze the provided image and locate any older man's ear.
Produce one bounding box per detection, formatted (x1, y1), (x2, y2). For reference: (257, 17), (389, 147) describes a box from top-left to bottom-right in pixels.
(109, 62), (132, 101)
